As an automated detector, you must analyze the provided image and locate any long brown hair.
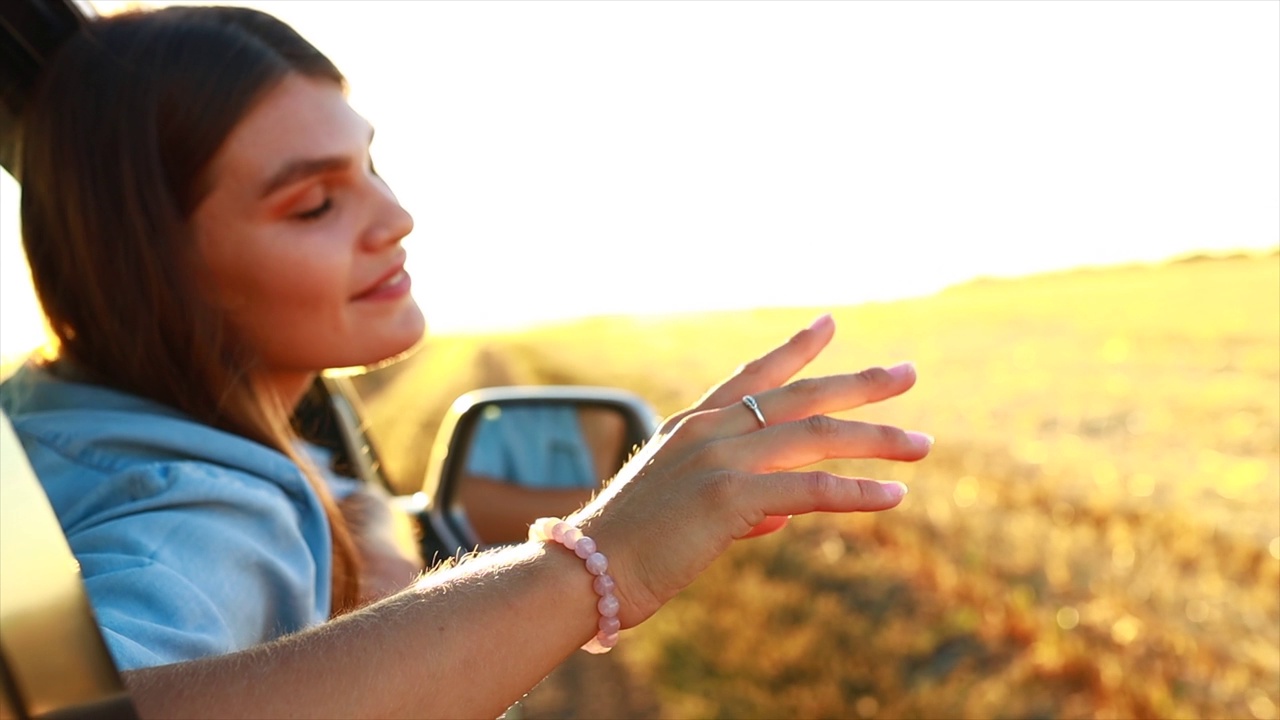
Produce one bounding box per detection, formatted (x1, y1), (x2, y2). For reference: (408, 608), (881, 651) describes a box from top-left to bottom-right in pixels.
(18, 6), (362, 614)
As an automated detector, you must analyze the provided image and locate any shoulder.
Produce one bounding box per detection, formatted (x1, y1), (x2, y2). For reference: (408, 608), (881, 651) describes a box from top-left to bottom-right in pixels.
(1, 364), (334, 669)
(51, 460), (333, 670)
(1, 362), (315, 521)
(69, 461), (333, 669)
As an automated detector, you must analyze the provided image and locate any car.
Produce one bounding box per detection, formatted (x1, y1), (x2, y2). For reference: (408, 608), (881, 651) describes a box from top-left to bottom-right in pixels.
(0, 3), (660, 716)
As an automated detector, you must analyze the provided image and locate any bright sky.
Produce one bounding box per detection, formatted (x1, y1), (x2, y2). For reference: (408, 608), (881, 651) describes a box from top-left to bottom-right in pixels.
(2, 0), (1277, 359)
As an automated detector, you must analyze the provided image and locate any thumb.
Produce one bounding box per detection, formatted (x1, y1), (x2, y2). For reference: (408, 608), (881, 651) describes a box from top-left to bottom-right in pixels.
(740, 514), (790, 539)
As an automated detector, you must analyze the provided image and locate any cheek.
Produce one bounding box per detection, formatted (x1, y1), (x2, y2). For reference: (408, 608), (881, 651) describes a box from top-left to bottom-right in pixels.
(235, 255), (352, 335)
(203, 240), (354, 347)
(221, 258), (354, 369)
(207, 230), (346, 304)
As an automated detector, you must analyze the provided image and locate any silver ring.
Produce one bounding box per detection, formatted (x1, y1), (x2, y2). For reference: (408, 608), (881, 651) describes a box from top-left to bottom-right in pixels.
(741, 395), (767, 429)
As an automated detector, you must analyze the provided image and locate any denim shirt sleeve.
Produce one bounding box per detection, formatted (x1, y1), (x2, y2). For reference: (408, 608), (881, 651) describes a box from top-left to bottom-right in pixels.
(464, 405), (596, 489)
(0, 364), (336, 670)
(54, 460), (330, 671)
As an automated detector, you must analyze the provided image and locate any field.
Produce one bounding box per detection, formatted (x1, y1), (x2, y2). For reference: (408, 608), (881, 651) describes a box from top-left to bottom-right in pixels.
(352, 252), (1280, 720)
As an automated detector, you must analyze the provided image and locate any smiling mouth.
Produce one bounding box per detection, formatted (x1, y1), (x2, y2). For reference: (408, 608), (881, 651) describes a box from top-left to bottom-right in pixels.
(353, 267), (411, 301)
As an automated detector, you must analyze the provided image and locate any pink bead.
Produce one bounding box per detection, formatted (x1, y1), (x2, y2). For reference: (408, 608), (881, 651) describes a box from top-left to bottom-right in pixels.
(563, 527), (583, 547)
(530, 518), (557, 542)
(597, 594), (619, 617)
(573, 536), (597, 559)
(592, 574), (615, 596)
(531, 518), (624, 654)
(550, 522), (571, 543)
(585, 552), (608, 575)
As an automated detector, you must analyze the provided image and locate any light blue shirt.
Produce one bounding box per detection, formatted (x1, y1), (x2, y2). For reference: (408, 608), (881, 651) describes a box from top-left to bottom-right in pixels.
(464, 404), (597, 489)
(0, 363), (335, 671)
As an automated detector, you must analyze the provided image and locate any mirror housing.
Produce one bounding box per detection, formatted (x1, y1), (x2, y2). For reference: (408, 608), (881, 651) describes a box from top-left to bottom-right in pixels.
(420, 386), (659, 552)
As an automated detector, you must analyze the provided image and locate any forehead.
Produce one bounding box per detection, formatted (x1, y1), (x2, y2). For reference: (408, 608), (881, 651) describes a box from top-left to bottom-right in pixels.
(206, 73), (369, 192)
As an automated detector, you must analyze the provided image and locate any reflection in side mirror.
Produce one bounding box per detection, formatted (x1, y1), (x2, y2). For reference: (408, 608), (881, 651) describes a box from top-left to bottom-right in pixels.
(457, 402), (631, 545)
(426, 387), (659, 551)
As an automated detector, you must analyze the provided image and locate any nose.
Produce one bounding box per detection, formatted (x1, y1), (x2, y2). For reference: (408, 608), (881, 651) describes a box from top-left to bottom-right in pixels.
(360, 174), (415, 251)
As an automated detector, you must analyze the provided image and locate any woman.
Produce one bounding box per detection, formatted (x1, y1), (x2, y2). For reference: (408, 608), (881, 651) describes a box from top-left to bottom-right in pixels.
(0, 6), (932, 718)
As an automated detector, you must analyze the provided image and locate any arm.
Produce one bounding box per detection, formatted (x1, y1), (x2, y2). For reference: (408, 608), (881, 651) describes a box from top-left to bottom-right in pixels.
(576, 406), (628, 480)
(121, 315), (931, 719)
(124, 542), (596, 720)
(457, 472), (596, 544)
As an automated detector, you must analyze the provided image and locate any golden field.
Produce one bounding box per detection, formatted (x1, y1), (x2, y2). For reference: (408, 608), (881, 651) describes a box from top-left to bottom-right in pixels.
(354, 251), (1280, 720)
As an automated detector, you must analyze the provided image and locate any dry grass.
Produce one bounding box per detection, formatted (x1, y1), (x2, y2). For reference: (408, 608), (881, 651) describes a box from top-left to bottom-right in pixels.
(354, 251), (1280, 719)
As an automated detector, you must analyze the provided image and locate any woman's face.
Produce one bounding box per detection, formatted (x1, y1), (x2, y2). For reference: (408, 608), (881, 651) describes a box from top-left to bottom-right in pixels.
(192, 73), (425, 382)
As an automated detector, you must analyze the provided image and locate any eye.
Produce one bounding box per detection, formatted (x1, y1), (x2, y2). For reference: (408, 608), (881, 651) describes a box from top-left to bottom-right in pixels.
(296, 197), (333, 221)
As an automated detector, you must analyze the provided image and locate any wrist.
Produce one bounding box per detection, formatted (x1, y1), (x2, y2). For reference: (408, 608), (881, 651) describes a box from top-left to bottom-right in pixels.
(529, 518), (622, 653)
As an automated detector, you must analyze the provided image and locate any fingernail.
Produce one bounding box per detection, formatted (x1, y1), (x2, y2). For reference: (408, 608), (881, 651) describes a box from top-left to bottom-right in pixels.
(884, 482), (909, 499)
(906, 431), (934, 448)
(886, 361), (915, 381)
(809, 313), (833, 332)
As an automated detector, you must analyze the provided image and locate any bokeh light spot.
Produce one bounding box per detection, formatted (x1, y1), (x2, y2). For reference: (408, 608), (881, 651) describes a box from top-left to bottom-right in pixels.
(1127, 473), (1156, 498)
(1111, 615), (1142, 646)
(1056, 606), (1080, 630)
(1249, 691), (1278, 720)
(953, 475), (979, 508)
(1184, 599), (1210, 623)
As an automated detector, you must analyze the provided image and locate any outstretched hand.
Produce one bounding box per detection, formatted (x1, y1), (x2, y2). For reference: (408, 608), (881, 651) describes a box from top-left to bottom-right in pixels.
(569, 314), (931, 629)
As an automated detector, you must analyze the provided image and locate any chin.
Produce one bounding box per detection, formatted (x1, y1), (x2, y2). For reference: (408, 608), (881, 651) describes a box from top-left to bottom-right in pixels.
(339, 314), (427, 373)
(361, 334), (426, 372)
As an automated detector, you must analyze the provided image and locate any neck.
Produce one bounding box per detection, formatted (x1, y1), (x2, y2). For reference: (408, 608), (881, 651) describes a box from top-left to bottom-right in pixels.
(260, 370), (319, 414)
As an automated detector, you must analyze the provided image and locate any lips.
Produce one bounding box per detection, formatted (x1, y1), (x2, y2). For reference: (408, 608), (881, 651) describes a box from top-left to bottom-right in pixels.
(352, 263), (411, 301)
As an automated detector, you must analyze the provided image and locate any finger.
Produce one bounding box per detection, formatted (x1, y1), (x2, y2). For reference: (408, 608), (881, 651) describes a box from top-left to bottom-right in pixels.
(752, 471), (909, 516)
(687, 313), (836, 416)
(713, 363), (918, 438)
(718, 416), (933, 472)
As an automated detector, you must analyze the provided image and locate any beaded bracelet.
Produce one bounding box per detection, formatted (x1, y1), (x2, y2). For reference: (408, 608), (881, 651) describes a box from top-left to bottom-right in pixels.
(528, 517), (621, 654)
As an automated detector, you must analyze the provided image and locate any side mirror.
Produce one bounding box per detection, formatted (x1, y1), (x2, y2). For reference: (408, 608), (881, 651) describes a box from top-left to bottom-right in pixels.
(420, 387), (659, 551)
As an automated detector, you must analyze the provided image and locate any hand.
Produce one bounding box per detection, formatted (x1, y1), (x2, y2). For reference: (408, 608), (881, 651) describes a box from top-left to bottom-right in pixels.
(568, 314), (931, 629)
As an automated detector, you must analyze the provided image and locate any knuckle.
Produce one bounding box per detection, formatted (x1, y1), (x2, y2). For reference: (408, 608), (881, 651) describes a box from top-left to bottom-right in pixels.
(697, 469), (738, 507)
(659, 413), (687, 435)
(800, 471), (841, 503)
(803, 414), (841, 439)
(677, 410), (717, 438)
(855, 366), (892, 387)
(738, 357), (767, 378)
(690, 437), (732, 468)
(874, 423), (902, 446)
(786, 377), (823, 400)
(667, 414), (693, 438)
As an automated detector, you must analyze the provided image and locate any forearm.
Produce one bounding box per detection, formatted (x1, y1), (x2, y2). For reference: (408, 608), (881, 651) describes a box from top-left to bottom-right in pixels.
(123, 541), (597, 720)
(459, 474), (595, 544)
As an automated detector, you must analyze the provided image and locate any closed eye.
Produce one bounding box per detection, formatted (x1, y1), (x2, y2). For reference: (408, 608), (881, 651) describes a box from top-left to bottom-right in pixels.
(296, 197), (333, 221)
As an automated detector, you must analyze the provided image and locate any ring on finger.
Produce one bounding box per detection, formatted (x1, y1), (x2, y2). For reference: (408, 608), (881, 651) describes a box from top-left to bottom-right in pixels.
(741, 394), (767, 429)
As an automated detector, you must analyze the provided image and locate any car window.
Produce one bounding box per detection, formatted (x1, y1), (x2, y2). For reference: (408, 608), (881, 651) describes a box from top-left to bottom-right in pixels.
(0, 168), (45, 379)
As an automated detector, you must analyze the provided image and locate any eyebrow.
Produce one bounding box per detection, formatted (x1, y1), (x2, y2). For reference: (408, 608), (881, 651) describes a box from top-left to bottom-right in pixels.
(257, 126), (376, 200)
(257, 156), (351, 199)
